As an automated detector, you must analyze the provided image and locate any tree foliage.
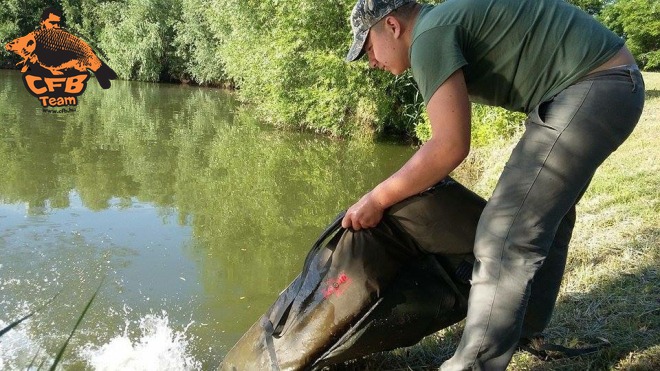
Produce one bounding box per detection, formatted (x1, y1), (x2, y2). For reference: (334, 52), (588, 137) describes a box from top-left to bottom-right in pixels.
(96, 0), (180, 81)
(172, 0), (224, 83)
(566, 0), (606, 15)
(207, 0), (396, 138)
(599, 0), (660, 71)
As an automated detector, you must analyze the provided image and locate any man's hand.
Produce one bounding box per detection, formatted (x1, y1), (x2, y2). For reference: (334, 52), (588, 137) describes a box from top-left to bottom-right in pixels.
(341, 191), (385, 231)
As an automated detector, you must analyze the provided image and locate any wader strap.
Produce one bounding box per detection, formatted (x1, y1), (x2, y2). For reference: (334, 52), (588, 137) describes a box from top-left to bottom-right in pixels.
(260, 317), (280, 370)
(312, 297), (385, 367)
(313, 212), (346, 249)
(268, 212), (346, 336)
(428, 258), (468, 305)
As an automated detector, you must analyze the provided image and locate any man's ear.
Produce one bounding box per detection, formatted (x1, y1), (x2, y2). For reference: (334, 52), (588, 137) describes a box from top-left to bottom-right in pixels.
(383, 15), (402, 39)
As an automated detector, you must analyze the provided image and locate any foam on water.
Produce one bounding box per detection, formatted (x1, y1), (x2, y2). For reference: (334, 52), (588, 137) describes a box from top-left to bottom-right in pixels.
(0, 311), (200, 371)
(79, 311), (201, 371)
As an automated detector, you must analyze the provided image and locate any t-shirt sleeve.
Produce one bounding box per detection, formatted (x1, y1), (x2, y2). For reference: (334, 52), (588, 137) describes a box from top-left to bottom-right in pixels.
(410, 25), (468, 105)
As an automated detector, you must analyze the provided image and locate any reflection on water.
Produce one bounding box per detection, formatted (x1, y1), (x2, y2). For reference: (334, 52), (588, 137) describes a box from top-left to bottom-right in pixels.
(0, 70), (415, 368)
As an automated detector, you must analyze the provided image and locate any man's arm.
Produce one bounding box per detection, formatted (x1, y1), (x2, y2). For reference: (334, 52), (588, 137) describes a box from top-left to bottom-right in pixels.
(341, 69), (471, 230)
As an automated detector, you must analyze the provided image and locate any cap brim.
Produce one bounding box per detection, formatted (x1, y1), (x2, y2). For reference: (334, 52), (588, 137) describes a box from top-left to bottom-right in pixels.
(345, 29), (368, 62)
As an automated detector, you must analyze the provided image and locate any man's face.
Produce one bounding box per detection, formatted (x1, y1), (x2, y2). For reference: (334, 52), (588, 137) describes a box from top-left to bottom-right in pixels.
(364, 18), (408, 75)
(41, 13), (61, 29)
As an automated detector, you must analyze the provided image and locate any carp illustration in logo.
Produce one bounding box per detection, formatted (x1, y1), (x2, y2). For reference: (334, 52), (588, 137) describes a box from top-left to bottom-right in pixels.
(5, 7), (117, 110)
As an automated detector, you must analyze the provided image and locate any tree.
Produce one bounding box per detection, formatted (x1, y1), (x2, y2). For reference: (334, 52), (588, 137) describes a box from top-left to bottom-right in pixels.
(600, 0), (660, 70)
(96, 0), (179, 81)
(172, 0), (225, 84)
(566, 0), (607, 15)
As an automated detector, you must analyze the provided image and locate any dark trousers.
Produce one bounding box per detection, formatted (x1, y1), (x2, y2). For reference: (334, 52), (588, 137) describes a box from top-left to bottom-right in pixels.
(442, 66), (645, 370)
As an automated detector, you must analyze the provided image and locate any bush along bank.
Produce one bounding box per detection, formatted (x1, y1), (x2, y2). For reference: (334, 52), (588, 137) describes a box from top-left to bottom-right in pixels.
(0, 0), (655, 141)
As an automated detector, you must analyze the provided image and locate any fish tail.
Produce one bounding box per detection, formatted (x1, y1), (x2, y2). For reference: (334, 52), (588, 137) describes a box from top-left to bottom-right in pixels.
(94, 61), (117, 89)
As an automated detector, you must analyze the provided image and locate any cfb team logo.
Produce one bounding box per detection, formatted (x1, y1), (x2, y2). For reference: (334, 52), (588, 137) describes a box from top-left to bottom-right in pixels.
(4, 7), (116, 111)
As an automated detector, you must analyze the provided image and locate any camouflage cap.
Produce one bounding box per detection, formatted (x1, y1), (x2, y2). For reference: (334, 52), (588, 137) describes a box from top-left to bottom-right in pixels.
(346, 0), (414, 62)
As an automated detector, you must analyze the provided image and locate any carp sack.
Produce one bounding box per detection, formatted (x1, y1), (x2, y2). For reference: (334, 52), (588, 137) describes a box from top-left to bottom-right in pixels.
(220, 178), (487, 370)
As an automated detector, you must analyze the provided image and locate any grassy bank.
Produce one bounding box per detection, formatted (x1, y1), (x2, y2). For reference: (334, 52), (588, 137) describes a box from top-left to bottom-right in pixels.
(335, 72), (660, 370)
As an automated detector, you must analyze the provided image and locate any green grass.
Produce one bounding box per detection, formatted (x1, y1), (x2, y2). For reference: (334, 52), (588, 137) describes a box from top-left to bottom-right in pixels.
(332, 72), (660, 371)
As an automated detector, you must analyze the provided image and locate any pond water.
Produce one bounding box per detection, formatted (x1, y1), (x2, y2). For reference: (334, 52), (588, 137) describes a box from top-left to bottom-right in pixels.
(0, 69), (416, 369)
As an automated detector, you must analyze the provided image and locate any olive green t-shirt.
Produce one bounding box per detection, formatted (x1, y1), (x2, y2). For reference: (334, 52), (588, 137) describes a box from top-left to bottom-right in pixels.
(410, 0), (624, 113)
